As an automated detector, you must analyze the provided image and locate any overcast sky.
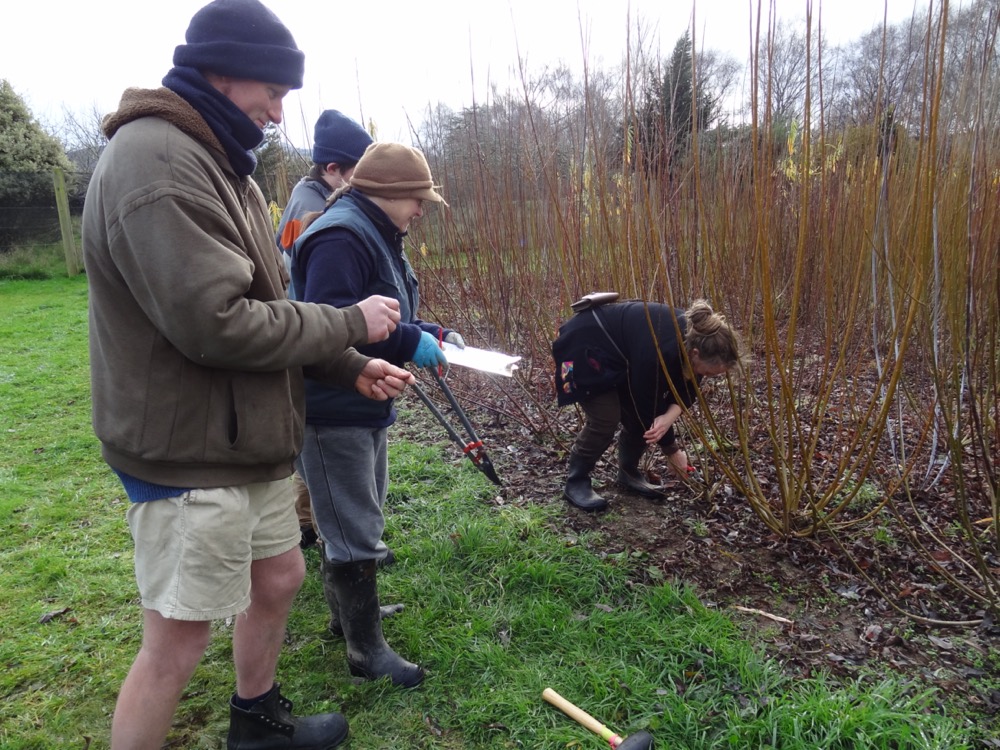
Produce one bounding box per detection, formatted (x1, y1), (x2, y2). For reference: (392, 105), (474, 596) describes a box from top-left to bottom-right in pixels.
(4, 0), (929, 148)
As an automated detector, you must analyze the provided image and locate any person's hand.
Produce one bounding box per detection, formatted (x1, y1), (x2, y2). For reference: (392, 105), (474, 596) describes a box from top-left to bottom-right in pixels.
(355, 359), (415, 400)
(643, 412), (674, 444)
(410, 331), (448, 368)
(667, 448), (690, 479)
(444, 331), (465, 349)
(357, 295), (401, 343)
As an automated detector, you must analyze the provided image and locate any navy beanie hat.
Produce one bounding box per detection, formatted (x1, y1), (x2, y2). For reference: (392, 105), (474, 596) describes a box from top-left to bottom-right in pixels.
(312, 110), (374, 166)
(173, 0), (305, 89)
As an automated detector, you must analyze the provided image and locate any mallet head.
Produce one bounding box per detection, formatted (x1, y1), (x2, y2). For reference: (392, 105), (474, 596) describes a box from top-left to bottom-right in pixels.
(615, 730), (654, 750)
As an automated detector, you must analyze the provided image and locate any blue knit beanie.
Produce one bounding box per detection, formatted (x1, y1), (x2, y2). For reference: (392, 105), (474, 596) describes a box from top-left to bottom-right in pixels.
(173, 0), (304, 89)
(312, 110), (374, 166)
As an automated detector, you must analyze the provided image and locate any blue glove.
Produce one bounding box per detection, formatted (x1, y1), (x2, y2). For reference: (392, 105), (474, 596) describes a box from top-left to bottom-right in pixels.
(411, 331), (447, 368)
(444, 331), (465, 349)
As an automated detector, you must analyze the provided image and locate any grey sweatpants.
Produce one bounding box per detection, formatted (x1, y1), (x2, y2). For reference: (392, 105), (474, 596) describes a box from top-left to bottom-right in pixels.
(296, 424), (391, 565)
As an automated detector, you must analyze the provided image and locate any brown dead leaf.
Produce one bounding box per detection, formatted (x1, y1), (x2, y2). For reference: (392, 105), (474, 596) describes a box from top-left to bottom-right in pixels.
(38, 607), (71, 624)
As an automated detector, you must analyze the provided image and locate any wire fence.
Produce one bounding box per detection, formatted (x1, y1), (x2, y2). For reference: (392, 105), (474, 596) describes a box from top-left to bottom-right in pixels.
(1, 170), (90, 253)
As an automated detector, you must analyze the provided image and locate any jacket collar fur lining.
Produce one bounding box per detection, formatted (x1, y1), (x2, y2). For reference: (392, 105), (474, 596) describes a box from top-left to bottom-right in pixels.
(102, 87), (224, 157)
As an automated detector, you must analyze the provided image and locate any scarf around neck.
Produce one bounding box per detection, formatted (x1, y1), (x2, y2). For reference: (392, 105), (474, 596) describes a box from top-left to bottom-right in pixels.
(162, 66), (263, 177)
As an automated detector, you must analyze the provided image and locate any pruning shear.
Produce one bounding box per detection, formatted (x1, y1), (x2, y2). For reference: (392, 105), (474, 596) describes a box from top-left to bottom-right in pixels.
(409, 367), (503, 486)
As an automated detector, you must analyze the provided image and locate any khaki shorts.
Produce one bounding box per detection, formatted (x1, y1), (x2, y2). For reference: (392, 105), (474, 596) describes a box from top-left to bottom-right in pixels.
(126, 479), (299, 621)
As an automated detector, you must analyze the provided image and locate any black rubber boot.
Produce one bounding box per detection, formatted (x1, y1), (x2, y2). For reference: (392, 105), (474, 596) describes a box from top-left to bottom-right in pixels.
(320, 553), (403, 638)
(327, 560), (425, 688)
(563, 454), (608, 512)
(227, 683), (348, 750)
(378, 548), (397, 568)
(299, 525), (318, 549)
(615, 435), (666, 499)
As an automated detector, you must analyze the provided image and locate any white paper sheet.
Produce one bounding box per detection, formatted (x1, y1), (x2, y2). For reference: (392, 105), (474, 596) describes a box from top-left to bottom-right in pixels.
(441, 342), (521, 377)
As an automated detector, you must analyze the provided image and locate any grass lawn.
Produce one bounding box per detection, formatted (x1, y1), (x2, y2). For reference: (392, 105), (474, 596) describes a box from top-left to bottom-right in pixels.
(0, 277), (971, 748)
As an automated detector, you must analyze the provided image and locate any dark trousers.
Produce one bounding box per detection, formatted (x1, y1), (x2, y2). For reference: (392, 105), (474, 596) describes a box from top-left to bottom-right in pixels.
(570, 391), (677, 464)
(572, 391), (626, 463)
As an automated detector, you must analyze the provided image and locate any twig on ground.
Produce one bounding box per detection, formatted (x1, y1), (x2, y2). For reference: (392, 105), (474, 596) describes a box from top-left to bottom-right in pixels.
(732, 605), (795, 625)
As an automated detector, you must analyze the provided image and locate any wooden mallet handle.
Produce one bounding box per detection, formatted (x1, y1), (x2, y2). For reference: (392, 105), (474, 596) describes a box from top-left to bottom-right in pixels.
(542, 688), (622, 746)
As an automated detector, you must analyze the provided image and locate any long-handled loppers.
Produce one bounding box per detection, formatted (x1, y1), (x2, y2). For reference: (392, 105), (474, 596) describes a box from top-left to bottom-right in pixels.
(410, 367), (502, 486)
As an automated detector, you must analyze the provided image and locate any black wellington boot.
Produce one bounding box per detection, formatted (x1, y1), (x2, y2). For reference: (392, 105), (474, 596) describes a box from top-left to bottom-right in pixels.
(378, 548), (396, 568)
(227, 683), (348, 750)
(320, 553), (404, 638)
(327, 559), (425, 688)
(615, 435), (666, 499)
(563, 454), (608, 512)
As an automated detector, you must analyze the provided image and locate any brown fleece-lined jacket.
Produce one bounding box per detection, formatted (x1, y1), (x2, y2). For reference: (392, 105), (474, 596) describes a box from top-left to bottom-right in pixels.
(82, 87), (370, 488)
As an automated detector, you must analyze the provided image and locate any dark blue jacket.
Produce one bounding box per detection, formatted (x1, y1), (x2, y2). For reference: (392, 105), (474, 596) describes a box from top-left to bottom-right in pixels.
(292, 190), (443, 427)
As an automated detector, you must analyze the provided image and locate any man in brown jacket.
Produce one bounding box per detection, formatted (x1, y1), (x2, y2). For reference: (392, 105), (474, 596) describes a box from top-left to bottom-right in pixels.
(81, 1), (411, 747)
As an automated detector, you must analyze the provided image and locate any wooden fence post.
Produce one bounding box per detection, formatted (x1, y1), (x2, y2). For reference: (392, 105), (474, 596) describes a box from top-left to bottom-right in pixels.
(52, 167), (81, 277)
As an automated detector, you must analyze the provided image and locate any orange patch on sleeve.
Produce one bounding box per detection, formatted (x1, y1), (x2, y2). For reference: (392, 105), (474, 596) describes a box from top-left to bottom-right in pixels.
(280, 219), (304, 250)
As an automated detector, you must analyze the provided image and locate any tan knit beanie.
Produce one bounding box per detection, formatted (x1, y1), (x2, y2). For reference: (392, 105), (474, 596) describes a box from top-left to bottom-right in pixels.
(349, 142), (447, 205)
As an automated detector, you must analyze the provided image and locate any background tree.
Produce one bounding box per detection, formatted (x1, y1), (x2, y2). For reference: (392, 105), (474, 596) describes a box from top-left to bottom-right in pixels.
(253, 124), (304, 212)
(936, 0), (1000, 131)
(0, 79), (73, 251)
(756, 19), (815, 124)
(696, 47), (741, 121)
(635, 31), (720, 175)
(55, 103), (109, 212)
(824, 11), (929, 131)
(57, 103), (107, 172)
